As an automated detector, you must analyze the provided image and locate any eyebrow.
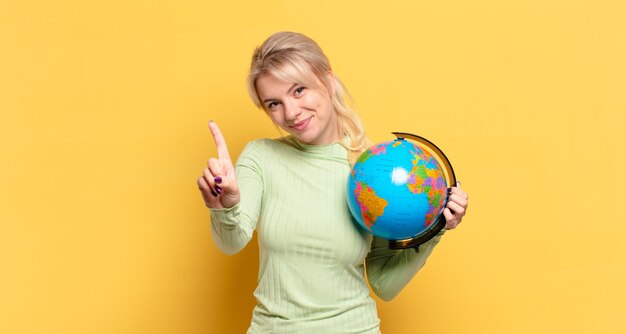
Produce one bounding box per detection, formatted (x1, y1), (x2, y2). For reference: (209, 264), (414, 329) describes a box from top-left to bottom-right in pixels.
(261, 83), (299, 104)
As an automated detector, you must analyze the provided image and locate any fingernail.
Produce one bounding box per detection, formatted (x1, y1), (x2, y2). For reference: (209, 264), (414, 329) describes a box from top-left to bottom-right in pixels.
(211, 190), (218, 197)
(215, 186), (222, 194)
(214, 176), (222, 184)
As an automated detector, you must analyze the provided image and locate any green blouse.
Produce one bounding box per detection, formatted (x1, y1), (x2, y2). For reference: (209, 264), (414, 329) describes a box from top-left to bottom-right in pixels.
(210, 136), (443, 334)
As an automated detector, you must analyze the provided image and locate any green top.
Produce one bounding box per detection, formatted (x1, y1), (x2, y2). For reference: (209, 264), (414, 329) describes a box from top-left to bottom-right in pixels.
(209, 136), (444, 334)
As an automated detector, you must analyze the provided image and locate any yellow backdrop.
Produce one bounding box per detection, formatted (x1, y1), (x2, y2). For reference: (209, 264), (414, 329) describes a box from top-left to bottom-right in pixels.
(2, 0), (625, 333)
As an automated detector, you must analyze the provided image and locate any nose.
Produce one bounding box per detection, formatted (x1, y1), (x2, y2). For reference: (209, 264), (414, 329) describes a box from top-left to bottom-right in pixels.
(283, 99), (302, 121)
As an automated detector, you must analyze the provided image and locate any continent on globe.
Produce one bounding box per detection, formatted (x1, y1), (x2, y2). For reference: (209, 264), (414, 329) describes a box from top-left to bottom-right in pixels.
(356, 143), (387, 164)
(353, 181), (388, 230)
(407, 151), (447, 227)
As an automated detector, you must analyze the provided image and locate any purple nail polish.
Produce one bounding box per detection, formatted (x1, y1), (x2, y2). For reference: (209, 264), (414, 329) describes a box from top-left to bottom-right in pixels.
(214, 176), (222, 184)
(215, 186), (222, 194)
(211, 190), (218, 197)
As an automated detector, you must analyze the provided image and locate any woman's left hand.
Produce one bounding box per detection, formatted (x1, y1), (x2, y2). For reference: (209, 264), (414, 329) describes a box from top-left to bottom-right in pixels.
(443, 182), (469, 230)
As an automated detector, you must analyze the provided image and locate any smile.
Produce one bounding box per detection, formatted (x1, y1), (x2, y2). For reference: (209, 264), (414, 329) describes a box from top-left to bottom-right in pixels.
(290, 117), (312, 131)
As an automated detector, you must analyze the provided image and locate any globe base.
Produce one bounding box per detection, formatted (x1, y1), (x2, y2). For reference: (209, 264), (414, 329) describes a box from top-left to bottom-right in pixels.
(387, 215), (446, 252)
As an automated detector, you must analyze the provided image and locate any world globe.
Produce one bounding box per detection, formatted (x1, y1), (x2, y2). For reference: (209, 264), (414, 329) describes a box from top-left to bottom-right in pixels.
(346, 132), (456, 249)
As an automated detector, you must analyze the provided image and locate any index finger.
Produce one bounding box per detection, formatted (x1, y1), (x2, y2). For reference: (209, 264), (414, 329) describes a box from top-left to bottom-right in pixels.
(208, 121), (231, 161)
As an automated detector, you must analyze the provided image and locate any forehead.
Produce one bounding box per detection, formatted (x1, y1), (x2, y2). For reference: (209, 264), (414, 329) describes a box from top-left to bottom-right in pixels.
(255, 75), (292, 98)
(255, 73), (324, 99)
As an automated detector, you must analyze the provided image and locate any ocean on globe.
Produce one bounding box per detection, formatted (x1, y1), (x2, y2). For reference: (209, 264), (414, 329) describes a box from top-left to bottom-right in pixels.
(346, 138), (449, 241)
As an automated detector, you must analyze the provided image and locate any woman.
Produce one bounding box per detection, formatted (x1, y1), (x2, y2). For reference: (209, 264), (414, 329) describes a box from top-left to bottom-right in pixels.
(197, 32), (468, 333)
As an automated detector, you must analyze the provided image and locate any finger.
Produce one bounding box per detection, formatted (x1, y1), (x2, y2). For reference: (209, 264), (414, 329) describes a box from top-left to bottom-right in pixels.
(443, 208), (458, 229)
(197, 176), (217, 205)
(202, 168), (219, 197)
(447, 200), (466, 216)
(208, 158), (229, 195)
(448, 193), (468, 208)
(198, 174), (209, 190)
(450, 186), (468, 199)
(207, 157), (225, 178)
(208, 121), (232, 161)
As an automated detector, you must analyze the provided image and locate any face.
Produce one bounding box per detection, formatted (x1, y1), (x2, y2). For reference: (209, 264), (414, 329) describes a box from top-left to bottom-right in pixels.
(255, 73), (341, 145)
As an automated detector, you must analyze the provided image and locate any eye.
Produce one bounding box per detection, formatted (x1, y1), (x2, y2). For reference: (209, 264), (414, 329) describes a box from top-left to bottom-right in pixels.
(294, 86), (306, 96)
(266, 101), (280, 110)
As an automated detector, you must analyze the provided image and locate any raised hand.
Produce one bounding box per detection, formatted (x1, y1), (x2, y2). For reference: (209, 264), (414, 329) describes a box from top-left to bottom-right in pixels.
(443, 182), (469, 230)
(197, 121), (240, 209)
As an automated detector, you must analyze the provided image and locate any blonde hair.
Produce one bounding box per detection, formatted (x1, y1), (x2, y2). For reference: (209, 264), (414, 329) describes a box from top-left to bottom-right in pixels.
(246, 31), (370, 165)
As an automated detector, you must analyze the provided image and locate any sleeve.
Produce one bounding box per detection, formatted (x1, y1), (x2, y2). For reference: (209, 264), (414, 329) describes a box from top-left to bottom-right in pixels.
(365, 230), (445, 301)
(209, 141), (264, 255)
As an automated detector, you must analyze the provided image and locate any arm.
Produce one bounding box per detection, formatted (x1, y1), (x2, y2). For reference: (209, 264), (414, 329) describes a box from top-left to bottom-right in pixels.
(197, 122), (263, 255)
(209, 146), (264, 255)
(365, 231), (444, 301)
(208, 141), (264, 255)
(366, 182), (469, 300)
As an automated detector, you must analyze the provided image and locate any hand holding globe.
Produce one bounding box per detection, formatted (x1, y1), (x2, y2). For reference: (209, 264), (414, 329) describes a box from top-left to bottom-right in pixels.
(442, 182), (468, 230)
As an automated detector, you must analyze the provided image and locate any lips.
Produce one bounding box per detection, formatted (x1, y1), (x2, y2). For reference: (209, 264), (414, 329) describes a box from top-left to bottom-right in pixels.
(290, 117), (312, 131)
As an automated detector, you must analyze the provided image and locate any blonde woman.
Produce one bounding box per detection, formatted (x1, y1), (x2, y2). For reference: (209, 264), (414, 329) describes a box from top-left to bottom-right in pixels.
(197, 32), (469, 333)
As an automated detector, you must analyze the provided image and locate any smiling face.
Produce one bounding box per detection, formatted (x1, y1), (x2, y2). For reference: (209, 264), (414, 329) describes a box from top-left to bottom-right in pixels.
(255, 73), (342, 145)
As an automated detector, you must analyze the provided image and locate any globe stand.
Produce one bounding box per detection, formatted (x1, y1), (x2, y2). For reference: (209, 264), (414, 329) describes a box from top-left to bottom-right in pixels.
(388, 200), (448, 252)
(387, 132), (457, 252)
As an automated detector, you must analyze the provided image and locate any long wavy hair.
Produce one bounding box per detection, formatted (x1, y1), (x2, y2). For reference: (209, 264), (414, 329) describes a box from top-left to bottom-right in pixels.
(246, 31), (370, 165)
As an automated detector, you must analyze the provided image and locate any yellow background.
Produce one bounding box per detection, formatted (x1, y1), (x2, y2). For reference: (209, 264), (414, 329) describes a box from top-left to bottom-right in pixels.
(1, 0), (625, 333)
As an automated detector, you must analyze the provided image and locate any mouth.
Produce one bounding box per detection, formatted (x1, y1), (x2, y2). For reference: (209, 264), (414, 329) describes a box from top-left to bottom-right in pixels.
(289, 117), (312, 131)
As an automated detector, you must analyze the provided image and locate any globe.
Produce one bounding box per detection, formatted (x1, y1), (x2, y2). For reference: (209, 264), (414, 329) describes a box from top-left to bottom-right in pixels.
(346, 133), (455, 248)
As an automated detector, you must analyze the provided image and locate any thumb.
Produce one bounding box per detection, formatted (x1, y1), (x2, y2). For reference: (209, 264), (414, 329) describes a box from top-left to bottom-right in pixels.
(214, 164), (237, 192)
